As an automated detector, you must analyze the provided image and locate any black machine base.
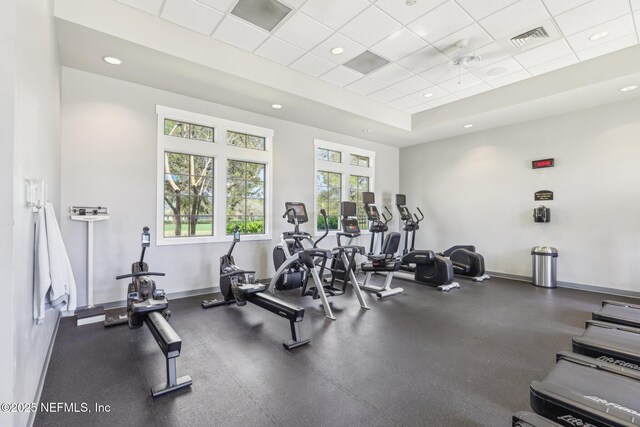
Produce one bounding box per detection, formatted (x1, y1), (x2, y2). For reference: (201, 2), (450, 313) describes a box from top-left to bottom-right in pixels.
(76, 305), (106, 326)
(151, 374), (193, 398)
(104, 308), (129, 327)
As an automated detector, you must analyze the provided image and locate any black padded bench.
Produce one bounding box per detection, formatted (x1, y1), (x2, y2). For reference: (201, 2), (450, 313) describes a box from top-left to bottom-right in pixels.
(593, 300), (640, 328)
(145, 311), (193, 397)
(573, 320), (640, 372)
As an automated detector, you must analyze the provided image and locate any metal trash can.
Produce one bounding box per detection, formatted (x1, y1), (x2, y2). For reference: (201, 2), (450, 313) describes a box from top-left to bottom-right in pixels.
(531, 246), (558, 288)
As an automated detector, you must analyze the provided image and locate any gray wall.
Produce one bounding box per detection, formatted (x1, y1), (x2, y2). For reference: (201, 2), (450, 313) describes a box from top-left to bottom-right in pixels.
(60, 68), (400, 306)
(400, 98), (640, 293)
(10, 0), (61, 426)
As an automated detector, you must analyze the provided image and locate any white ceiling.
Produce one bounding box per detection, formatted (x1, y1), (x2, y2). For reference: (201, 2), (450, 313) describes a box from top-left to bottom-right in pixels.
(53, 0), (640, 147)
(111, 0), (640, 114)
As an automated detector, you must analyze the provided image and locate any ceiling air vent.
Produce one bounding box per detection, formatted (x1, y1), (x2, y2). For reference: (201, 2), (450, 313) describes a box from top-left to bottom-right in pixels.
(509, 26), (549, 48)
(343, 51), (389, 75)
(231, 0), (291, 32)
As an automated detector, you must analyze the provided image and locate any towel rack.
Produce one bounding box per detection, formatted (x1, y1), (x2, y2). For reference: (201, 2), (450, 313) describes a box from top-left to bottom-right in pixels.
(26, 179), (46, 212)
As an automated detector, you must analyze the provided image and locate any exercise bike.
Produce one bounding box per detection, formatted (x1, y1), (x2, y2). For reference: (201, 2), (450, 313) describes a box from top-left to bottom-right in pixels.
(201, 225), (310, 350)
(107, 227), (192, 397)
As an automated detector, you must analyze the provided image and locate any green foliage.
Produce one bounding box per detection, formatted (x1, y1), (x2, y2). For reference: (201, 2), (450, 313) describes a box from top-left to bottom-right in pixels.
(317, 215), (339, 231)
(226, 219), (264, 235)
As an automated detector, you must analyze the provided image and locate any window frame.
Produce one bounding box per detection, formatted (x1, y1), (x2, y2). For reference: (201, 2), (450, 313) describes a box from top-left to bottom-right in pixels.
(313, 139), (375, 236)
(156, 105), (273, 245)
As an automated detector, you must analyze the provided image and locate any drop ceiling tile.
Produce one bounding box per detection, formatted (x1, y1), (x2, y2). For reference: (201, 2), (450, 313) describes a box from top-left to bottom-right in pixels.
(161, 0), (224, 35)
(408, 1), (473, 43)
(115, 0), (163, 15)
(375, 0), (447, 24)
(367, 63), (414, 85)
(274, 12), (333, 51)
(432, 23), (494, 56)
(528, 54), (578, 75)
(439, 73), (483, 93)
(396, 46), (450, 74)
(387, 96), (422, 110)
(420, 62), (469, 84)
(633, 0), (640, 10)
(389, 75), (432, 95)
(370, 28), (428, 61)
(488, 69), (530, 88)
(213, 16), (270, 51)
(429, 94), (459, 107)
(279, 0), (305, 8)
(456, 0), (518, 20)
(472, 57), (524, 82)
(514, 39), (573, 68)
(345, 77), (385, 95)
(479, 0), (550, 39)
(576, 33), (638, 61)
(290, 53), (336, 77)
(455, 82), (492, 99)
(254, 37), (305, 65)
(474, 43), (512, 66)
(368, 87), (404, 103)
(195, 0), (236, 12)
(554, 0), (630, 36)
(566, 15), (635, 52)
(300, 0), (370, 30)
(340, 6), (403, 47)
(319, 67), (363, 87)
(311, 33), (367, 65)
(405, 103), (432, 114)
(409, 84), (450, 101)
(542, 0), (591, 16)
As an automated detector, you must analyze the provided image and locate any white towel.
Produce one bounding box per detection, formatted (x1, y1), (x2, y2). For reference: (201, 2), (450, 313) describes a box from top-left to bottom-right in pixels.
(33, 203), (77, 324)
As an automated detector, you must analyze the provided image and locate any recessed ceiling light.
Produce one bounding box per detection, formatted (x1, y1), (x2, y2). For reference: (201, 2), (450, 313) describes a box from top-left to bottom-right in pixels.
(271, 104), (282, 109)
(103, 56), (122, 65)
(363, 129), (372, 133)
(331, 47), (344, 55)
(620, 85), (638, 92)
(589, 31), (609, 41)
(406, 0), (416, 5)
(423, 92), (434, 98)
(463, 124), (474, 128)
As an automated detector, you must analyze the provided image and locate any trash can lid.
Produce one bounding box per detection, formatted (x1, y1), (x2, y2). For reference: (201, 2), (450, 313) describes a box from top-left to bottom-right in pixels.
(531, 246), (558, 256)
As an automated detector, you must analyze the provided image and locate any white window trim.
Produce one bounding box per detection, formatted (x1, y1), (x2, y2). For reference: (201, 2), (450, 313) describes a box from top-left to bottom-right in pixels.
(156, 105), (273, 245)
(313, 139), (375, 236)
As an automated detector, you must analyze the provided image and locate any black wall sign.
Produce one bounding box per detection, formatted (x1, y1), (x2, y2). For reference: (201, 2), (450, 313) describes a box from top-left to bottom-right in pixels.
(535, 190), (554, 201)
(532, 158), (554, 169)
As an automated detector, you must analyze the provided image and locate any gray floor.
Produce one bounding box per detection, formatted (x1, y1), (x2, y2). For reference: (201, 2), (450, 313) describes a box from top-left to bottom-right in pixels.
(35, 276), (638, 426)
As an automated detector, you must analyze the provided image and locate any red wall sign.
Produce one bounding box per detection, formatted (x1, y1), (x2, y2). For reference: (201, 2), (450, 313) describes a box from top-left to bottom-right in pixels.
(532, 158), (554, 169)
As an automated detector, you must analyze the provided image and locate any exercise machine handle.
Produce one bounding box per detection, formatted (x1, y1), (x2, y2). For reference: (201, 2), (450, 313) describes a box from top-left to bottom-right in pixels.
(415, 207), (425, 223)
(314, 209), (329, 248)
(220, 270), (256, 279)
(384, 206), (393, 223)
(116, 271), (166, 280)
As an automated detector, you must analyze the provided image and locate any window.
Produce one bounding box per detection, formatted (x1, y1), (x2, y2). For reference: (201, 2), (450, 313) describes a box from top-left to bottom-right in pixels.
(316, 171), (342, 231)
(156, 105), (273, 245)
(227, 160), (265, 234)
(350, 154), (369, 167)
(164, 119), (214, 142)
(164, 152), (214, 237)
(349, 175), (370, 230)
(227, 130), (265, 150)
(314, 139), (375, 233)
(316, 147), (341, 163)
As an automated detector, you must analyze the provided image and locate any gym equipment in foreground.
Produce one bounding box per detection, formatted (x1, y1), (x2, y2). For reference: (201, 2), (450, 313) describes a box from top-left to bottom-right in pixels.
(270, 202), (369, 320)
(393, 195), (459, 291)
(362, 191), (393, 255)
(201, 226), (310, 350)
(593, 300), (640, 328)
(108, 227), (192, 397)
(530, 351), (640, 426)
(572, 320), (640, 371)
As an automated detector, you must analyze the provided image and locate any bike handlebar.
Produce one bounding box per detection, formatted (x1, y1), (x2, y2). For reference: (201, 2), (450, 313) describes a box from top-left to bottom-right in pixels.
(116, 271), (166, 280)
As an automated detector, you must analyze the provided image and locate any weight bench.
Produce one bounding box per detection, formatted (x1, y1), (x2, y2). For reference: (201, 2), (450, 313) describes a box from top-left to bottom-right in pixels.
(145, 311), (193, 397)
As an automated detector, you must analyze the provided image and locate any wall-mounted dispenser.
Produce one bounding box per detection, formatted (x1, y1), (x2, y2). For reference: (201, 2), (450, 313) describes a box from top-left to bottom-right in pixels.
(533, 205), (550, 223)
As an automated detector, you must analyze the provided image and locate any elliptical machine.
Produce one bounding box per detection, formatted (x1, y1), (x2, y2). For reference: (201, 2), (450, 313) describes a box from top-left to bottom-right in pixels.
(201, 226), (310, 350)
(397, 194), (489, 283)
(270, 202), (369, 320)
(362, 191), (393, 255)
(107, 227), (192, 397)
(395, 195), (460, 292)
